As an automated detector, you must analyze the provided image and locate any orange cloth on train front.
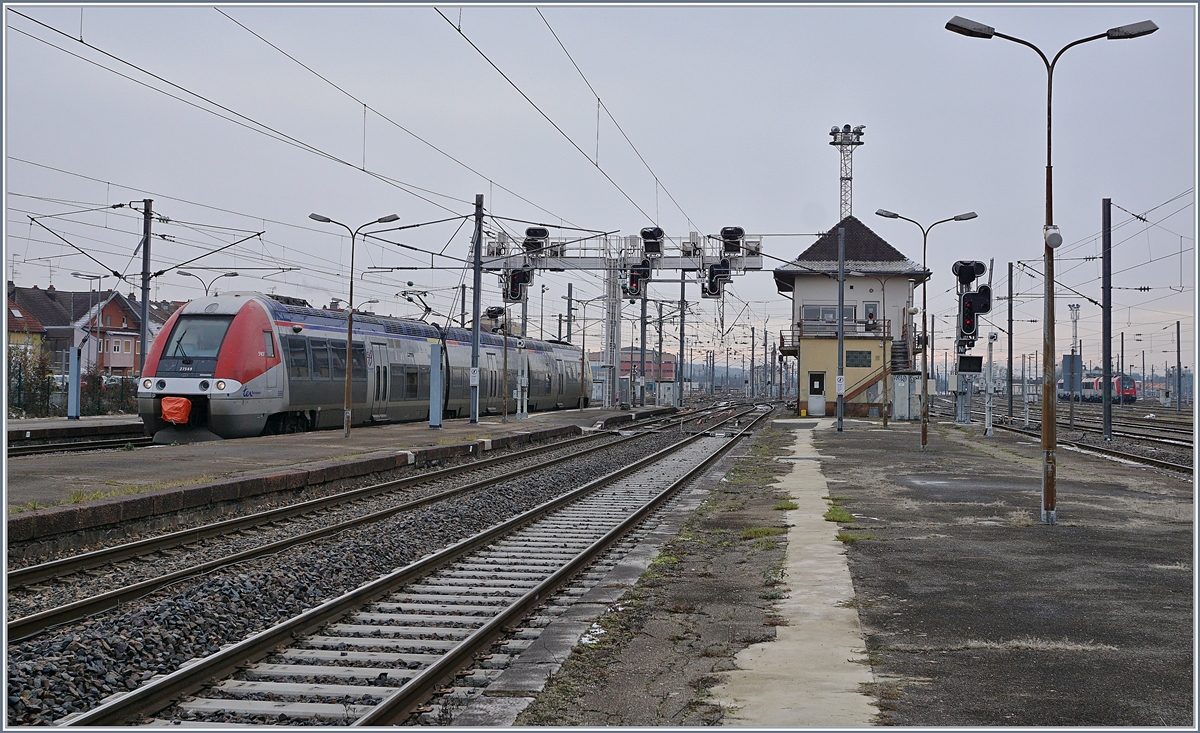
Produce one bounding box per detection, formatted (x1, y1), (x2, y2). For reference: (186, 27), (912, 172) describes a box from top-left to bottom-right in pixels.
(161, 396), (192, 425)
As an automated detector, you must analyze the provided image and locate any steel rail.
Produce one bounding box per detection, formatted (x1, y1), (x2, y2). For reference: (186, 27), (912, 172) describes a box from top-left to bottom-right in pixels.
(6, 436), (153, 456)
(7, 424), (672, 639)
(8, 431), (609, 589)
(930, 401), (1191, 474)
(57, 408), (759, 726)
(355, 408), (774, 725)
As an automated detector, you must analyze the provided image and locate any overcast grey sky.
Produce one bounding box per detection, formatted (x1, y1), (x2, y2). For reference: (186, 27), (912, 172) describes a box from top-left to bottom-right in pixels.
(4, 3), (1195, 373)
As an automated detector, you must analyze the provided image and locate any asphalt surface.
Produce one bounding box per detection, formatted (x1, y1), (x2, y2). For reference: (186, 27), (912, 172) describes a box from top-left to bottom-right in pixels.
(817, 418), (1193, 725)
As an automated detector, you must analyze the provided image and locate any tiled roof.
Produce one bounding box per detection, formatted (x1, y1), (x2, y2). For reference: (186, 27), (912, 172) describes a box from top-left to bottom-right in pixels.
(772, 216), (928, 293)
(6, 298), (46, 334)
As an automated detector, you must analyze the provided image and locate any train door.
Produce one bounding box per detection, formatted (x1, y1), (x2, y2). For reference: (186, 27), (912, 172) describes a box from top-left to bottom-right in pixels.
(484, 352), (498, 413)
(556, 359), (565, 404)
(368, 342), (389, 421)
(263, 330), (278, 391)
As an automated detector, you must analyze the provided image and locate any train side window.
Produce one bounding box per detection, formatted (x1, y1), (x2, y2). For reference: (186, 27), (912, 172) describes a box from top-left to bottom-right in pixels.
(310, 339), (331, 379)
(286, 336), (309, 379)
(263, 331), (276, 359)
(382, 366), (388, 401)
(406, 368), (418, 399)
(329, 340), (347, 380)
(351, 344), (367, 380)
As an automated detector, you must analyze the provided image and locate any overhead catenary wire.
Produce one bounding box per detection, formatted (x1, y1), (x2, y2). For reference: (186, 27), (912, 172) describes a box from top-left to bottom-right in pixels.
(433, 7), (656, 225)
(6, 11), (468, 215)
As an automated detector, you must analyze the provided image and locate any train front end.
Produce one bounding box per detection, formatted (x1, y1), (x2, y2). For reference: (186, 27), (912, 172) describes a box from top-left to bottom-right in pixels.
(138, 293), (284, 442)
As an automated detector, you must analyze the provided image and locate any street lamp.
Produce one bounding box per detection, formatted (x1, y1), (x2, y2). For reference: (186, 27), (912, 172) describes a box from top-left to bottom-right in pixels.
(178, 270), (238, 296)
(309, 212), (400, 438)
(946, 14), (1157, 525)
(72, 272), (105, 370)
(875, 209), (977, 449)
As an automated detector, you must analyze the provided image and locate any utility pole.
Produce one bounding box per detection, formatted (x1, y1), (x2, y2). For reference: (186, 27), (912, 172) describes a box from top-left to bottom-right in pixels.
(677, 279), (685, 407)
(1102, 198), (1112, 441)
(1069, 303), (1080, 430)
(837, 227), (845, 432)
(1176, 320), (1182, 413)
(460, 284), (467, 328)
(750, 326), (756, 399)
(139, 199), (152, 376)
(566, 283), (573, 342)
(639, 290), (648, 407)
(656, 301), (664, 406)
(469, 194), (483, 424)
(1007, 261), (1014, 419)
(1119, 331), (1125, 407)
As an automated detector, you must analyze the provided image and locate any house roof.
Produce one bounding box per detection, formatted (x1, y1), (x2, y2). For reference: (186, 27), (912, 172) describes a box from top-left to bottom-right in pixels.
(6, 298), (46, 334)
(772, 216), (929, 293)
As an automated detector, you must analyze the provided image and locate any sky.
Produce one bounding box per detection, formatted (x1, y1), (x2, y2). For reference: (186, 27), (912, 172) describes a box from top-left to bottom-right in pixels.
(4, 3), (1196, 376)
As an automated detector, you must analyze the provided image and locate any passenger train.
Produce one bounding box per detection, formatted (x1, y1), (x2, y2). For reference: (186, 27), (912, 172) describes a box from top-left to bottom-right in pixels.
(138, 292), (587, 440)
(1056, 374), (1137, 403)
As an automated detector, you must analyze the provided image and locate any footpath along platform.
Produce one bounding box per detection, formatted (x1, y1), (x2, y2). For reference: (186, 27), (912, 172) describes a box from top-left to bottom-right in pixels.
(6, 414), (145, 443)
(713, 416), (1192, 725)
(6, 406), (673, 544)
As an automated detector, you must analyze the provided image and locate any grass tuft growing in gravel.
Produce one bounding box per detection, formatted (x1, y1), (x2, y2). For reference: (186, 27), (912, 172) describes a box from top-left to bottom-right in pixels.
(836, 530), (878, 543)
(773, 500), (798, 510)
(824, 505), (855, 523)
(741, 526), (786, 540)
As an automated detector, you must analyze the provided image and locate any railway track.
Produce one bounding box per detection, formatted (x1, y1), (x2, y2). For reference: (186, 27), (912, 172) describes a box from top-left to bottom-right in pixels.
(6, 409), (717, 639)
(36, 408), (765, 726)
(6, 436), (153, 457)
(930, 400), (1192, 474)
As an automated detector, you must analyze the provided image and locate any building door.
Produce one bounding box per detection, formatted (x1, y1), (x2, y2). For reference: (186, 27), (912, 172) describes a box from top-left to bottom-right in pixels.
(808, 371), (826, 417)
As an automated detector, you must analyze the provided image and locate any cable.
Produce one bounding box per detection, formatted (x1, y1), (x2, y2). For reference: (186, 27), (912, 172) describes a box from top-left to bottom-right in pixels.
(433, 8), (655, 225)
(536, 8), (699, 233)
(214, 7), (584, 230)
(7, 11), (467, 214)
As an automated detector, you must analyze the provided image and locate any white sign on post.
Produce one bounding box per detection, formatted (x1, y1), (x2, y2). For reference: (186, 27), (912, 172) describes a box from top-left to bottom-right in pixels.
(469, 367), (480, 387)
(835, 375), (845, 395)
(515, 338), (526, 349)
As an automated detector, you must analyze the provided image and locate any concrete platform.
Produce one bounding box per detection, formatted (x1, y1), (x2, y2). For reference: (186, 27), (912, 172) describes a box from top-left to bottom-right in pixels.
(6, 413), (146, 443)
(5, 406), (673, 543)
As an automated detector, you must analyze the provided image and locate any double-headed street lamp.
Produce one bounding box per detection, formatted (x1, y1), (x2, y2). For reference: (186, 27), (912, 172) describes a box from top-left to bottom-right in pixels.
(309, 212), (400, 438)
(178, 270), (238, 296)
(875, 209), (977, 450)
(946, 15), (1157, 525)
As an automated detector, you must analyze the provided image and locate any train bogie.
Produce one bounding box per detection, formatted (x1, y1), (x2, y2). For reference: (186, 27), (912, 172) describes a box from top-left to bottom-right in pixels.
(138, 293), (586, 441)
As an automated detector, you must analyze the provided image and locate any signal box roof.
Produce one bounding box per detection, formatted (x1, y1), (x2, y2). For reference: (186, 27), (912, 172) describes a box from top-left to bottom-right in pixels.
(773, 216), (929, 293)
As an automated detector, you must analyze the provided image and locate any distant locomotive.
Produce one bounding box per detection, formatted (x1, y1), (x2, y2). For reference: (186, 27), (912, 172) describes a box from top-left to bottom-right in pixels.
(138, 293), (587, 440)
(1056, 374), (1137, 403)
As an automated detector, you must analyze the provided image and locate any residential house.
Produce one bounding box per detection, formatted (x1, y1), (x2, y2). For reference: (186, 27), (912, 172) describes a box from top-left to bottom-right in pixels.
(773, 216), (928, 418)
(6, 298), (46, 352)
(6, 281), (185, 376)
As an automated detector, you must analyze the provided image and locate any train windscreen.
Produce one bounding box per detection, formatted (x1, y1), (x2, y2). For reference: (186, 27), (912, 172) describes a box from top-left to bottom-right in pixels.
(156, 315), (234, 376)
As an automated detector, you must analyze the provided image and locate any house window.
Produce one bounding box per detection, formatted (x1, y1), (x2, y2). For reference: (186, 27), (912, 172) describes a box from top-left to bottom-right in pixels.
(802, 305), (821, 321)
(124, 340), (132, 353)
(122, 316), (127, 327)
(846, 350), (873, 368)
(113, 340), (121, 353)
(864, 302), (879, 321)
(105, 315), (111, 326)
(10, 307), (21, 318)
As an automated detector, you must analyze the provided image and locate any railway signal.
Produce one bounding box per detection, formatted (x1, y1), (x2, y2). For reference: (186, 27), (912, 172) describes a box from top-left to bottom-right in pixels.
(640, 226), (664, 256)
(624, 259), (651, 299)
(702, 259), (731, 299)
(504, 267), (533, 302)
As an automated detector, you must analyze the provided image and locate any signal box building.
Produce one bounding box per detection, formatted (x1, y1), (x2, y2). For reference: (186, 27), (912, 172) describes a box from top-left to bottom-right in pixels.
(773, 216), (928, 418)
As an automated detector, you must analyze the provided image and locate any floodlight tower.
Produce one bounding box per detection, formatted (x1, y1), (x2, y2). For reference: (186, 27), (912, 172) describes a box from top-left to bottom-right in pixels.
(829, 124), (866, 219)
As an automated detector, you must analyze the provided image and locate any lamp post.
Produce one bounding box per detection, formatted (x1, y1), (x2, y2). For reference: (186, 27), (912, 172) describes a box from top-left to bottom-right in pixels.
(72, 272), (105, 371)
(178, 270), (238, 297)
(946, 15), (1157, 524)
(309, 212), (400, 438)
(875, 209), (977, 449)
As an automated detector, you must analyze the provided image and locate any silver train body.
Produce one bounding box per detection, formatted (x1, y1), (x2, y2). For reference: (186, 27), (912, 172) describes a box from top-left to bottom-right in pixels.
(138, 292), (588, 439)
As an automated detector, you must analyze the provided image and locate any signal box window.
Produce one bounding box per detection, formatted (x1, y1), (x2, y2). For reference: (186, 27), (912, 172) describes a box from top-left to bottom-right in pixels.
(846, 350), (872, 368)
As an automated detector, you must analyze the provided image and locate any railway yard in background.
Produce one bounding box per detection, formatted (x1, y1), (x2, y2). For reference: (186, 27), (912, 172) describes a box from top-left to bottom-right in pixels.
(4, 400), (1193, 726)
